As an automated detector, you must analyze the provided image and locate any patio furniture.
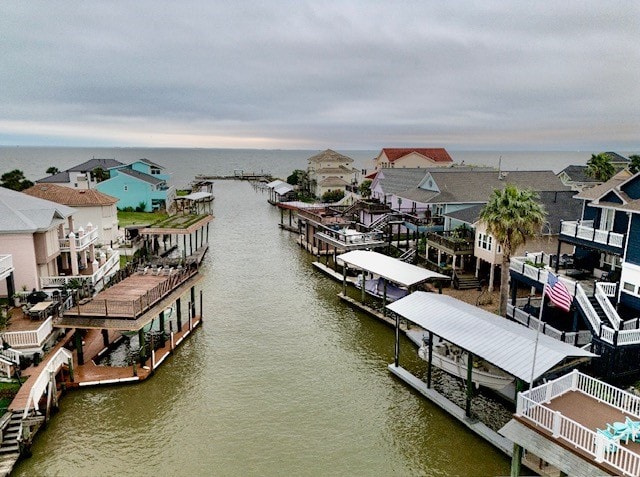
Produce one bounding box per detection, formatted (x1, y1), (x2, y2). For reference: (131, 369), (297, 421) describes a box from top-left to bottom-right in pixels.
(625, 417), (640, 442)
(27, 301), (53, 320)
(597, 428), (620, 452)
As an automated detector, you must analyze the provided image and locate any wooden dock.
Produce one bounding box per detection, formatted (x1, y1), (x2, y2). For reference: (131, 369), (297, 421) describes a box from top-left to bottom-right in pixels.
(195, 170), (273, 182)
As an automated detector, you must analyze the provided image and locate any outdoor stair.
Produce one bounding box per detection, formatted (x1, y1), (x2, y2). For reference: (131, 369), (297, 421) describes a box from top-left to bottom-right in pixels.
(0, 411), (23, 476)
(454, 274), (480, 290)
(398, 249), (416, 263)
(587, 296), (613, 328)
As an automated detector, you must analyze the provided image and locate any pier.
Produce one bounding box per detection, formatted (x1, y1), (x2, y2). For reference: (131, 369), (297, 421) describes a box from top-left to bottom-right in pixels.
(195, 170), (273, 182)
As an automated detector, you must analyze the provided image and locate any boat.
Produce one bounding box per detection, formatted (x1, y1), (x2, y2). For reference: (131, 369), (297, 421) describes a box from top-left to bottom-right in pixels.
(417, 339), (514, 390)
(354, 275), (409, 302)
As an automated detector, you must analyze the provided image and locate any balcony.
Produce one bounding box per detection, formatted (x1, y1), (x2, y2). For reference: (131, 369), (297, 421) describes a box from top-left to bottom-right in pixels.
(0, 254), (14, 281)
(560, 220), (625, 254)
(426, 231), (474, 255)
(1, 316), (53, 350)
(40, 250), (120, 289)
(515, 370), (640, 476)
(59, 227), (99, 252)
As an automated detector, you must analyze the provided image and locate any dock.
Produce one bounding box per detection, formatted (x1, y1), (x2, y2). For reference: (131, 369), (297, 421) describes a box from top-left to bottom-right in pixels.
(195, 170), (273, 182)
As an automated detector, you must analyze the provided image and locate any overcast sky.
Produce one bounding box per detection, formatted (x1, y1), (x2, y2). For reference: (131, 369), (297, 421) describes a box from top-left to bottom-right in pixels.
(1, 1), (638, 150)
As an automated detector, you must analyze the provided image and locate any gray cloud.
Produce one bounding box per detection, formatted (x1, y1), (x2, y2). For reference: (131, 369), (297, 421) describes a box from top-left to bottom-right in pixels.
(0, 1), (638, 149)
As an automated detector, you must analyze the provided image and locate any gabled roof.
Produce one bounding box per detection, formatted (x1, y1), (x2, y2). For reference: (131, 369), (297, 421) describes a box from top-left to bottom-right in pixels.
(36, 171), (71, 183)
(307, 149), (354, 164)
(69, 158), (124, 172)
(443, 204), (485, 225)
(400, 170), (568, 205)
(24, 183), (118, 207)
(602, 151), (630, 165)
(371, 168), (431, 196)
(574, 170), (633, 201)
(117, 168), (165, 185)
(137, 158), (164, 169)
(387, 292), (595, 382)
(557, 165), (601, 184)
(381, 148), (453, 163)
(0, 186), (75, 233)
(319, 176), (349, 187)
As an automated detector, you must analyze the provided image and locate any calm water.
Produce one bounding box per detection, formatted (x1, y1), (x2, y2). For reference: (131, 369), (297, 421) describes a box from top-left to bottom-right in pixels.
(0, 145), (624, 188)
(13, 180), (510, 476)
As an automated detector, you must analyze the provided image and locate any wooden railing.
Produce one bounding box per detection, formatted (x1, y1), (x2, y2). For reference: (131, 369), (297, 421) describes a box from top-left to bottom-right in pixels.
(517, 370), (640, 476)
(426, 231), (474, 253)
(561, 221), (625, 249)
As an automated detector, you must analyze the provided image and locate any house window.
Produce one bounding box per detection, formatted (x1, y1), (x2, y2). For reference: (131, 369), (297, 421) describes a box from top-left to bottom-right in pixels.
(623, 282), (635, 293)
(151, 168), (160, 175)
(124, 185), (128, 191)
(601, 208), (615, 231)
(477, 234), (492, 251)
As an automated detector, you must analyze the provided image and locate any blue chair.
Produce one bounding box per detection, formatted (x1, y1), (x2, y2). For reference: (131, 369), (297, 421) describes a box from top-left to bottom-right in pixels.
(597, 428), (619, 452)
(624, 417), (640, 442)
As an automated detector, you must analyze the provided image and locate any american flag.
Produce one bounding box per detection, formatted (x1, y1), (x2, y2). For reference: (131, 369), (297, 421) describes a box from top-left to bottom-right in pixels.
(546, 272), (572, 312)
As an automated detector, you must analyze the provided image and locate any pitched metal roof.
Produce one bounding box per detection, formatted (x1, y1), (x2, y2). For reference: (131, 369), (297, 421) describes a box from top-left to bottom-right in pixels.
(24, 183), (118, 206)
(266, 179), (288, 189)
(0, 186), (75, 233)
(387, 292), (595, 382)
(117, 168), (164, 185)
(337, 250), (448, 287)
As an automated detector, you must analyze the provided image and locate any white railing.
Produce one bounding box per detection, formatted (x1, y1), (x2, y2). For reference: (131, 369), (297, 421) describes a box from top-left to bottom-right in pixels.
(510, 256), (578, 297)
(22, 348), (72, 418)
(561, 221), (625, 249)
(0, 254), (14, 278)
(595, 283), (622, 330)
(58, 227), (99, 251)
(1, 317), (53, 349)
(40, 250), (120, 288)
(517, 370), (640, 476)
(0, 348), (22, 364)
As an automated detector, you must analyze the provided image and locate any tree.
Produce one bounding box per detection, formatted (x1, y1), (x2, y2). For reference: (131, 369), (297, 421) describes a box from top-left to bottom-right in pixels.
(91, 167), (108, 182)
(321, 189), (345, 203)
(629, 155), (640, 174)
(46, 166), (59, 175)
(359, 179), (372, 198)
(586, 153), (615, 182)
(286, 169), (305, 186)
(0, 169), (34, 191)
(479, 184), (547, 316)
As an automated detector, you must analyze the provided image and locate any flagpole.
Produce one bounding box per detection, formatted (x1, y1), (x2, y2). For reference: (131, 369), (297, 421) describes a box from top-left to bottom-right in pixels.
(529, 280), (547, 391)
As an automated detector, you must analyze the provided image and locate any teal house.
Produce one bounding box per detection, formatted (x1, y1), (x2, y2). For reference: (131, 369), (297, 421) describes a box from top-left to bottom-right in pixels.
(96, 159), (175, 212)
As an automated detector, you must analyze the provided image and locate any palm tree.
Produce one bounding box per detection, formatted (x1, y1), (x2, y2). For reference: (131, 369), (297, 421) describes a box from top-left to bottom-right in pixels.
(586, 153), (615, 181)
(480, 184), (547, 316)
(46, 166), (59, 175)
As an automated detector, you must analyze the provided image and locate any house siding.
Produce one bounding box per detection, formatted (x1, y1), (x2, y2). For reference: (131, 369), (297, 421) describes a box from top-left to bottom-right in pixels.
(96, 175), (155, 212)
(621, 176), (640, 200)
(625, 215), (640, 265)
(583, 204), (597, 221)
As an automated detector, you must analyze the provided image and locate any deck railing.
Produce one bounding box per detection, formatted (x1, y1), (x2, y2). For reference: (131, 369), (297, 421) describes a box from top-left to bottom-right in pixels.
(1, 317), (53, 349)
(40, 250), (120, 288)
(0, 254), (13, 278)
(426, 231), (474, 253)
(510, 256), (578, 296)
(595, 282), (622, 329)
(507, 304), (591, 346)
(560, 221), (625, 249)
(21, 347), (72, 419)
(517, 370), (640, 476)
(58, 227), (99, 251)
(315, 227), (385, 246)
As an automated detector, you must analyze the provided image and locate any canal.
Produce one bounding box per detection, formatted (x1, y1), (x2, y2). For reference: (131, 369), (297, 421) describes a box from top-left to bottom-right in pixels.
(14, 181), (510, 476)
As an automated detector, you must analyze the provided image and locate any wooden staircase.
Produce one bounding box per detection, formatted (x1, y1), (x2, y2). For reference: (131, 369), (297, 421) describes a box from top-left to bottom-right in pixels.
(0, 411), (24, 476)
(454, 273), (481, 290)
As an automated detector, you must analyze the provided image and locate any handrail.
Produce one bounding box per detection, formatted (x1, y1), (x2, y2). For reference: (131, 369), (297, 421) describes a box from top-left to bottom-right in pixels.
(21, 347), (73, 419)
(561, 221), (625, 249)
(595, 283), (622, 329)
(40, 250), (120, 288)
(2, 316), (53, 348)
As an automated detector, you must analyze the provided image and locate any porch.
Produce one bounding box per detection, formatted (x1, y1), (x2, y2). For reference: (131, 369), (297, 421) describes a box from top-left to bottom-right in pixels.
(40, 249), (120, 289)
(510, 370), (640, 476)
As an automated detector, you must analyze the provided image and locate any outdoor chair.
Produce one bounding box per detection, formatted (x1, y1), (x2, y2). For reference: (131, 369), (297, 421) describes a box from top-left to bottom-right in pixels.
(597, 428), (619, 452)
(625, 417), (640, 442)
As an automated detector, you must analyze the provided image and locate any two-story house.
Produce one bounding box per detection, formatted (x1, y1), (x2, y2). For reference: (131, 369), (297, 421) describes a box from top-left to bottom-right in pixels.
(96, 159), (175, 212)
(23, 184), (121, 246)
(508, 170), (640, 381)
(0, 187), (120, 294)
(372, 148), (453, 171)
(306, 149), (358, 198)
(36, 158), (124, 189)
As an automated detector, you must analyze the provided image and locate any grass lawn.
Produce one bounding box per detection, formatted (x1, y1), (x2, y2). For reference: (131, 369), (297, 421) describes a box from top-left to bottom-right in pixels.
(117, 211), (168, 227)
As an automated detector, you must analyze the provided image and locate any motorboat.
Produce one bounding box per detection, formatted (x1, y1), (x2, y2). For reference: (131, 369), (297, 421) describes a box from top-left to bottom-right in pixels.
(418, 339), (514, 390)
(354, 275), (409, 302)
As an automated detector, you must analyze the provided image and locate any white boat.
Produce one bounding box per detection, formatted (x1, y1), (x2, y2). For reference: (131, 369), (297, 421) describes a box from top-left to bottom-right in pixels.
(354, 275), (409, 302)
(418, 339), (514, 390)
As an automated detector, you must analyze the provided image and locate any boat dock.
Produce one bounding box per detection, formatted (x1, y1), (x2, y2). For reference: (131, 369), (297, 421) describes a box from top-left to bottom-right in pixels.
(195, 170), (273, 182)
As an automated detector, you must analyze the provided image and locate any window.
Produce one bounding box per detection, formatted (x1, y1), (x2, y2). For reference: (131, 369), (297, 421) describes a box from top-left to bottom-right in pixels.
(151, 168), (161, 175)
(124, 185), (128, 191)
(623, 282), (635, 293)
(477, 233), (492, 251)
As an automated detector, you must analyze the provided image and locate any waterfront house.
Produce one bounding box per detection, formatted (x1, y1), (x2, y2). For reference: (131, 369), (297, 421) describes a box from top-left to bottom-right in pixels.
(0, 187), (119, 294)
(36, 158), (124, 190)
(372, 148), (453, 171)
(508, 170), (640, 381)
(96, 159), (176, 212)
(306, 149), (358, 199)
(23, 183), (121, 246)
(557, 165), (603, 192)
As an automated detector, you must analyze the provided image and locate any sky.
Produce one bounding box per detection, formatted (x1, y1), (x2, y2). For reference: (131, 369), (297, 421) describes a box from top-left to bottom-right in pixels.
(1, 1), (638, 150)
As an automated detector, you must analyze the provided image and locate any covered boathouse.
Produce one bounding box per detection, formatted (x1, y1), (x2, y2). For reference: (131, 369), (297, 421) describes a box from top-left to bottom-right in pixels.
(385, 291), (597, 476)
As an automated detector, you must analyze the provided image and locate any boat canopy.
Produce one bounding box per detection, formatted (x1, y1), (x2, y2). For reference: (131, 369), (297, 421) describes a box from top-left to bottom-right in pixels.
(387, 291), (596, 383)
(337, 250), (448, 287)
(180, 191), (213, 201)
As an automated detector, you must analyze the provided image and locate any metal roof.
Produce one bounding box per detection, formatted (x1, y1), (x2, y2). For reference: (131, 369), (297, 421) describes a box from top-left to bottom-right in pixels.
(274, 184), (294, 195)
(337, 250), (448, 287)
(179, 191), (213, 201)
(386, 292), (595, 382)
(266, 179), (288, 189)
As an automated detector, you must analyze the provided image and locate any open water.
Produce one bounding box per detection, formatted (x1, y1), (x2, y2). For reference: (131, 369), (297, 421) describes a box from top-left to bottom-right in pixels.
(0, 147), (615, 475)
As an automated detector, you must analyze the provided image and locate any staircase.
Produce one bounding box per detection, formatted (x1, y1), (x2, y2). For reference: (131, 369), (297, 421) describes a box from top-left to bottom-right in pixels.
(454, 273), (481, 290)
(588, 296), (613, 329)
(0, 411), (23, 476)
(398, 249), (416, 263)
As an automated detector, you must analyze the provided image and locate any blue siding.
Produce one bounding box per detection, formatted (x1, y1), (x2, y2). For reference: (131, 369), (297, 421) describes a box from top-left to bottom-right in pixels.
(614, 211), (629, 234)
(625, 215), (640, 265)
(620, 291), (640, 313)
(621, 176), (640, 200)
(583, 204), (597, 221)
(96, 175), (156, 211)
(601, 191), (623, 204)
